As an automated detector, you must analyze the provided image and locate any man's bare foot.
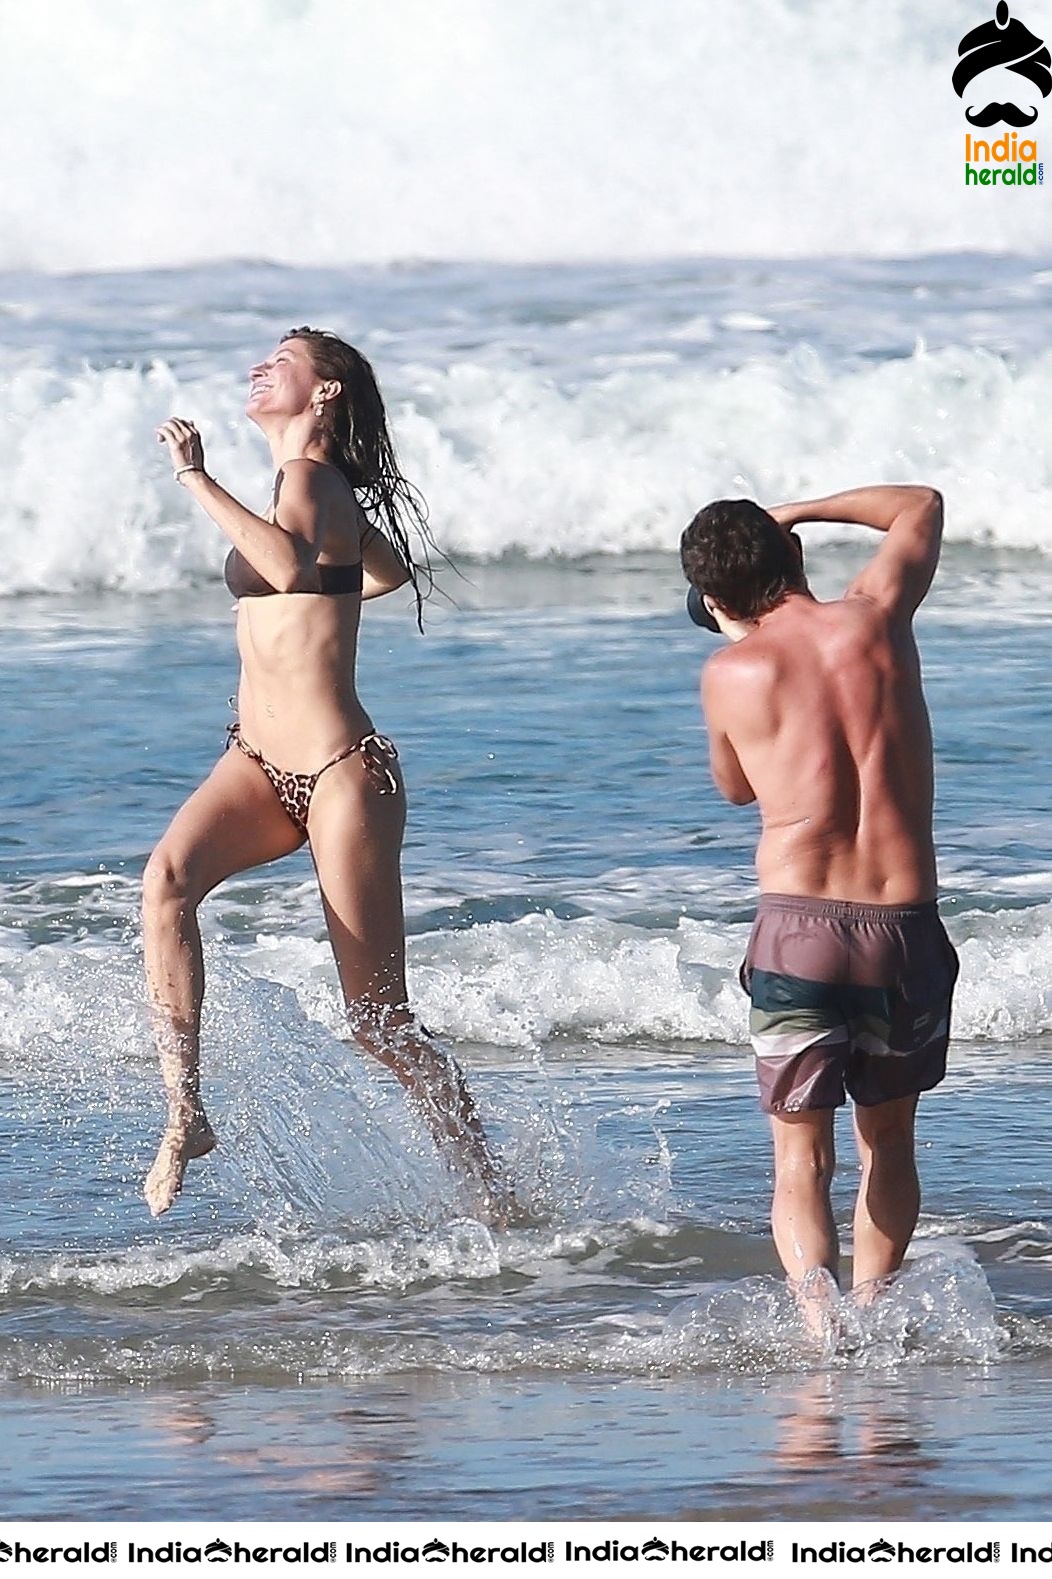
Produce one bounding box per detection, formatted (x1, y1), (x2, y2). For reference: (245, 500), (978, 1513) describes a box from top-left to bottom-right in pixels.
(849, 1271), (896, 1309)
(144, 1111), (217, 1217)
(790, 1265), (842, 1345)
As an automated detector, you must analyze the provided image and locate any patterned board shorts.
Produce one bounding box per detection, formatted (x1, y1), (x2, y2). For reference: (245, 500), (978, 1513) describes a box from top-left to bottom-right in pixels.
(740, 893), (960, 1114)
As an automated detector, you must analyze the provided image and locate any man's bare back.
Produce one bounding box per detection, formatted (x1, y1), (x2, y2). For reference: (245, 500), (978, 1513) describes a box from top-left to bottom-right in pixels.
(703, 590), (937, 904)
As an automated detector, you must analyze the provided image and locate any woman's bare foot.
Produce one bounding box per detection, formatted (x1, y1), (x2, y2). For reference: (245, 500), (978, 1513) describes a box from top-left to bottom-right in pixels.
(473, 1190), (514, 1232)
(465, 1170), (539, 1231)
(144, 1107), (217, 1217)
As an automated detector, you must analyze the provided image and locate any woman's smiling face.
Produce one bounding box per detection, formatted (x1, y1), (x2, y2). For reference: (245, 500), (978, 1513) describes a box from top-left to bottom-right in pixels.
(246, 338), (320, 422)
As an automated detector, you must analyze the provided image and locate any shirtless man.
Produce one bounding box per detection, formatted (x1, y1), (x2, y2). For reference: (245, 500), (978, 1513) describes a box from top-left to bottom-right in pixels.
(680, 486), (959, 1296)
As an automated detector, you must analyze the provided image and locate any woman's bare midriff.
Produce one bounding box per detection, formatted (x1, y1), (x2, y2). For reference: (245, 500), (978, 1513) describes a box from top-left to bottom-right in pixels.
(233, 592), (374, 764)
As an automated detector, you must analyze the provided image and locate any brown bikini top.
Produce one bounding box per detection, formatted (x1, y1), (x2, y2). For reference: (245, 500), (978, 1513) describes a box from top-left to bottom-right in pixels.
(224, 549), (363, 598)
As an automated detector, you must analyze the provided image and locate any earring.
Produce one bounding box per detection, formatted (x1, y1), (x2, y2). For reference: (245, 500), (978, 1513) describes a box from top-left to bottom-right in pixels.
(314, 402), (324, 417)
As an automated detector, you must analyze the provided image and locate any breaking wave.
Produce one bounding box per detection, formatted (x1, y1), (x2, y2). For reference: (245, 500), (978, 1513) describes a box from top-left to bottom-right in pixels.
(4, 343), (1052, 592)
(2, 0), (1040, 270)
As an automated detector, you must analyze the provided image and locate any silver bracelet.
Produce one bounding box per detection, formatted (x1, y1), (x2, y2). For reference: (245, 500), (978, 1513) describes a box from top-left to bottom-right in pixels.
(174, 464), (205, 482)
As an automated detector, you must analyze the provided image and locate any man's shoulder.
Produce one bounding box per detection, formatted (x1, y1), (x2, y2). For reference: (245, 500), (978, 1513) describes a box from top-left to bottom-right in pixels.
(802, 593), (890, 646)
(702, 636), (775, 701)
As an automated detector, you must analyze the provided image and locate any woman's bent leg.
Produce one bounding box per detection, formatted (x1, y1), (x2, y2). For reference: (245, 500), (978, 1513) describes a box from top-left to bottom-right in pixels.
(142, 748), (305, 1215)
(306, 761), (511, 1220)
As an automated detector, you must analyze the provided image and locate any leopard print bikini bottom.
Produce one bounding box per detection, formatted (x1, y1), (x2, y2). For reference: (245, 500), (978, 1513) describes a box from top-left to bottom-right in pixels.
(226, 722), (399, 833)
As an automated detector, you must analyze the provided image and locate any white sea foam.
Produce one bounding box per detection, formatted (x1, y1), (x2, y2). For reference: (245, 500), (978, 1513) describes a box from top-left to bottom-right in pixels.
(4, 342), (1052, 593)
(950, 904), (1052, 1043)
(2, 0), (1039, 271)
(0, 1219), (506, 1301)
(3, 903), (1051, 1065)
(0, 1245), (1011, 1383)
(242, 915), (751, 1047)
(246, 905), (1052, 1050)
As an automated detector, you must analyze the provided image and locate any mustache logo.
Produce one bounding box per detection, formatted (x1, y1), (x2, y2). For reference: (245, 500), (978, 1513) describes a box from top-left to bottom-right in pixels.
(966, 100), (1040, 124)
(954, 2), (1051, 125)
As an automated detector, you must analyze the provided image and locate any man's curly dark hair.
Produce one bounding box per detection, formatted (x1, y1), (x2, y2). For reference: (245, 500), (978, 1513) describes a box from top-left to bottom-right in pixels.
(680, 498), (805, 621)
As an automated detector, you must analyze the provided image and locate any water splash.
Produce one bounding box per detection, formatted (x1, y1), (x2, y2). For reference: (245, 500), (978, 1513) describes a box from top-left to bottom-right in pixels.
(655, 1248), (1006, 1373)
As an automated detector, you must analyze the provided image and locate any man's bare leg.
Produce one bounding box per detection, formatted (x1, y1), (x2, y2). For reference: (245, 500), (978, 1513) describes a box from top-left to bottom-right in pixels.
(770, 1109), (840, 1336)
(767, 1105), (840, 1338)
(851, 1094), (920, 1292)
(770, 1109), (839, 1279)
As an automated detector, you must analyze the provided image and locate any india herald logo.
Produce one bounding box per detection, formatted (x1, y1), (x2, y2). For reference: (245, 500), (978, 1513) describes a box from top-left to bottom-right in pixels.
(953, 2), (1052, 125)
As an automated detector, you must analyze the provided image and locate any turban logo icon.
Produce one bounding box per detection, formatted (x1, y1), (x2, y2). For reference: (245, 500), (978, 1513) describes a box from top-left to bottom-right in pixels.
(954, 2), (1052, 125)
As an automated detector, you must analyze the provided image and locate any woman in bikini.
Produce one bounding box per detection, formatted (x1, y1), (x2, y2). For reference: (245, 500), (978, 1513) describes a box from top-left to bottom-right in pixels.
(146, 327), (509, 1221)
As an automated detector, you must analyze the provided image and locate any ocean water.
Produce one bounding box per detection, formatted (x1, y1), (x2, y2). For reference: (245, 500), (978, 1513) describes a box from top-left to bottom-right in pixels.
(3, 266), (1051, 1519)
(4, 0), (1052, 1526)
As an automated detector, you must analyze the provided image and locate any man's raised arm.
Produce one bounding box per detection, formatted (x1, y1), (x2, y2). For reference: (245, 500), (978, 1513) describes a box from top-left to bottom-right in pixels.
(770, 484), (944, 621)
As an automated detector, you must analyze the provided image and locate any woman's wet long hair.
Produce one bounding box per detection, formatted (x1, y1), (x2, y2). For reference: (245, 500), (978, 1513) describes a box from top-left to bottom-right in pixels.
(283, 326), (434, 627)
